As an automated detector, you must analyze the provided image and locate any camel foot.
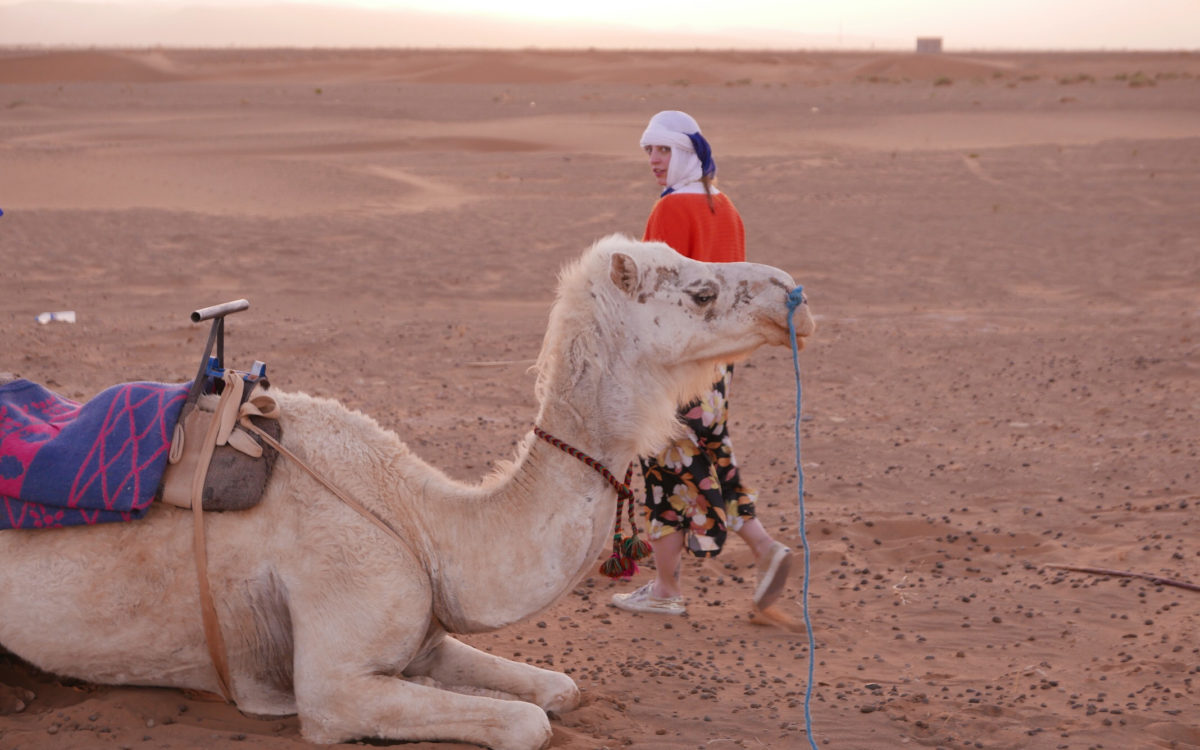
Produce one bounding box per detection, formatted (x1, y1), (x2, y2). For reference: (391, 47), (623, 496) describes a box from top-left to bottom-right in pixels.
(0, 684), (35, 715)
(537, 671), (580, 714)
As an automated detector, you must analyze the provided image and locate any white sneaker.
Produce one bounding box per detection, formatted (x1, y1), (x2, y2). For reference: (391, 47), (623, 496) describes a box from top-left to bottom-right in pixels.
(611, 583), (686, 616)
(753, 542), (793, 610)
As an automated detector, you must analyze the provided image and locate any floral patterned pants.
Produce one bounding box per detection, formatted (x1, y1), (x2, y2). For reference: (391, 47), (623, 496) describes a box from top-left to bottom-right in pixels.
(640, 365), (756, 558)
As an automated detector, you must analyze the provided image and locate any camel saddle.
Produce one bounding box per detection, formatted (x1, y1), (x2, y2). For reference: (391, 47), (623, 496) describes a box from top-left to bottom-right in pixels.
(158, 299), (281, 513)
(159, 369), (281, 512)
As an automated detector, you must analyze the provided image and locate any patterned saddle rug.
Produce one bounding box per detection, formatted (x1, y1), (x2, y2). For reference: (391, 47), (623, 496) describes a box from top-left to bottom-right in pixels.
(0, 379), (188, 529)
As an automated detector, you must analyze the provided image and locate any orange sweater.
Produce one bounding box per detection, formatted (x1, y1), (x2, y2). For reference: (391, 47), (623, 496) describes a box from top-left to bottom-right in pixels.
(642, 192), (745, 263)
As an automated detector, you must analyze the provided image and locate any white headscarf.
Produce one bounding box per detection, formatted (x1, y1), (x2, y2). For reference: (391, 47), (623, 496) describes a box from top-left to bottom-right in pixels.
(639, 110), (718, 196)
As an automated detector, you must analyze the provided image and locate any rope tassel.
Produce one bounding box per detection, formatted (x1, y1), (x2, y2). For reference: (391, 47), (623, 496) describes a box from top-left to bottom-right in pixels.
(622, 533), (652, 562)
(621, 485), (652, 562)
(600, 533), (637, 578)
(596, 466), (644, 579)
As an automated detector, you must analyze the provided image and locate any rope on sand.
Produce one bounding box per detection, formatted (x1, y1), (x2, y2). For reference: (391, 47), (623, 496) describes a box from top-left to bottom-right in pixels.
(785, 286), (819, 750)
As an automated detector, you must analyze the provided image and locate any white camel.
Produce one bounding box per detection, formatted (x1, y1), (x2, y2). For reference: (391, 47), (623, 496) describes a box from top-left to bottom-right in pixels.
(0, 235), (815, 750)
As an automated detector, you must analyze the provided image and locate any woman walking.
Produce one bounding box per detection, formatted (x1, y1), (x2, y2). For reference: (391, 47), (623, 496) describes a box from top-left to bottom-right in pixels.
(611, 110), (793, 617)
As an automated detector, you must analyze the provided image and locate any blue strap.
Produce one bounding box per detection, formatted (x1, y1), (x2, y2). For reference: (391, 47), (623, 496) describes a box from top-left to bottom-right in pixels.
(785, 285), (818, 750)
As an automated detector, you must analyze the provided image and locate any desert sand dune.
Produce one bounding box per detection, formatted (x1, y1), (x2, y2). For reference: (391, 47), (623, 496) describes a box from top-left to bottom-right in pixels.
(1, 47), (1198, 750)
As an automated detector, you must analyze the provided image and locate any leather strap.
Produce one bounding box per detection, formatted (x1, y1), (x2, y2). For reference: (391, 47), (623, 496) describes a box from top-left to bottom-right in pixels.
(239, 417), (408, 547)
(222, 383), (279, 457)
(213, 372), (244, 450)
(190, 371), (240, 703)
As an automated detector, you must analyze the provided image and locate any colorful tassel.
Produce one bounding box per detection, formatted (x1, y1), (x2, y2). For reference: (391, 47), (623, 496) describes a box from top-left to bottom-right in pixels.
(623, 533), (652, 561)
(600, 532), (633, 578)
(599, 555), (625, 578)
(600, 532), (646, 580)
(597, 466), (650, 579)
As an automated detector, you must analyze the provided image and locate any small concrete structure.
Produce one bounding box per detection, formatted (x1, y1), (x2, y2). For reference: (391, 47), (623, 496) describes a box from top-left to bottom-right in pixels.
(916, 37), (943, 54)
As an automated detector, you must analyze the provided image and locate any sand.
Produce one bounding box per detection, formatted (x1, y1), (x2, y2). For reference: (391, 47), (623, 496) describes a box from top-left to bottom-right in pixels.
(1, 47), (1198, 749)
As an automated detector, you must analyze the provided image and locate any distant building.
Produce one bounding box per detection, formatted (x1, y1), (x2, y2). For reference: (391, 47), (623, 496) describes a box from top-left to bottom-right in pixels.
(916, 37), (943, 54)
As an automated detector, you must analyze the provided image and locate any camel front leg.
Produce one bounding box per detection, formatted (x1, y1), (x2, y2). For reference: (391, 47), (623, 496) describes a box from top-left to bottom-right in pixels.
(286, 578), (553, 749)
(405, 635), (580, 714)
(295, 671), (552, 750)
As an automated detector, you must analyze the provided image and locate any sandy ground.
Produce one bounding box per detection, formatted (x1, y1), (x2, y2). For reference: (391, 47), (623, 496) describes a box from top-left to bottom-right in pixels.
(1, 48), (1199, 750)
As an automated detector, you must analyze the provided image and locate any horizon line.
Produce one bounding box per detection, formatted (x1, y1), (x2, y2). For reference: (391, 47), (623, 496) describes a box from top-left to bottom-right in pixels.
(2, 43), (1197, 54)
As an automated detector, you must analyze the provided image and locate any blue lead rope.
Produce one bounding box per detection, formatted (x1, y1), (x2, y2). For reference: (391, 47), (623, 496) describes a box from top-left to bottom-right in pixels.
(785, 286), (818, 750)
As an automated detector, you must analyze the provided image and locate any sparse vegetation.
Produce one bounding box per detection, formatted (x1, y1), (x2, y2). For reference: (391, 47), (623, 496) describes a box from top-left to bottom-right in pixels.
(1057, 74), (1094, 85)
(934, 76), (953, 87)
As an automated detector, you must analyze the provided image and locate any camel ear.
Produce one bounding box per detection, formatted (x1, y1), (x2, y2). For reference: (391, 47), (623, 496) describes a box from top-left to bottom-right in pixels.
(609, 252), (640, 297)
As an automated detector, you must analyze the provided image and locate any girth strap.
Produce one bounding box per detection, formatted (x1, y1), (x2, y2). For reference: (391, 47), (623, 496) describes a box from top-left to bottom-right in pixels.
(190, 371), (240, 703)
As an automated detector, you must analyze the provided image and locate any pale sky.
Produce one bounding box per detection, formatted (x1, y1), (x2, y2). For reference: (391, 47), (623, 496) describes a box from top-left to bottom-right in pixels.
(1, 0), (1197, 49)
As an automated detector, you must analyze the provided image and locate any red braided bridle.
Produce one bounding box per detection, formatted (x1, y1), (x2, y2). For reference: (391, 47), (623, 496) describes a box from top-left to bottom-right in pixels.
(533, 426), (651, 578)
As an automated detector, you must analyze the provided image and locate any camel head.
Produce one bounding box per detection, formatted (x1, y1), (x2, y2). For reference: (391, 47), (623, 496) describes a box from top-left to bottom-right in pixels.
(535, 234), (815, 457)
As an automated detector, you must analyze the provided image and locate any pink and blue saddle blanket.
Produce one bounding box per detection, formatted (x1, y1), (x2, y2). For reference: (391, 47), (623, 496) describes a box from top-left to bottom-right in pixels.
(0, 379), (189, 530)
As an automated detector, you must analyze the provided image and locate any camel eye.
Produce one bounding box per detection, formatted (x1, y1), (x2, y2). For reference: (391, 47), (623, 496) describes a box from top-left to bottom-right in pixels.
(691, 290), (716, 306)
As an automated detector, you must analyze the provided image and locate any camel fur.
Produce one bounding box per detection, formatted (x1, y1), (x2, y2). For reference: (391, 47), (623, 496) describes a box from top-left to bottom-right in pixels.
(0, 234), (815, 750)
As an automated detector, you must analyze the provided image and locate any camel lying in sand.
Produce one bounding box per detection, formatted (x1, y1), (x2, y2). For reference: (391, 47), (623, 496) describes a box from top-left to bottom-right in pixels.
(0, 235), (815, 750)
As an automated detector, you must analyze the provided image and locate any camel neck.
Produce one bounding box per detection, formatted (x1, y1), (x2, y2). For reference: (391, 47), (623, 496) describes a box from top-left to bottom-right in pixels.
(532, 390), (643, 474)
(424, 365), (656, 632)
(533, 426), (635, 504)
(426, 423), (633, 634)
